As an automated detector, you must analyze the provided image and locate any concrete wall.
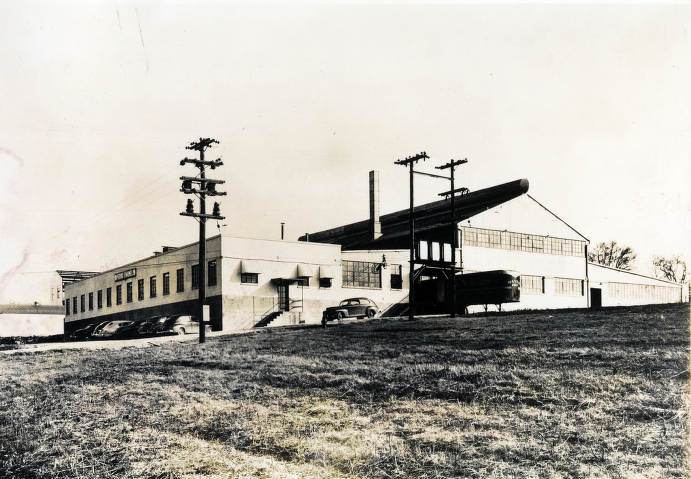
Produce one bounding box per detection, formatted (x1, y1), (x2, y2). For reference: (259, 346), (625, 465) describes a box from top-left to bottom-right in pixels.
(0, 314), (64, 337)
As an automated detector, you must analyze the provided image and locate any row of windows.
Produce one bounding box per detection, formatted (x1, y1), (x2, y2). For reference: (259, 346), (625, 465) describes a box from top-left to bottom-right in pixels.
(341, 261), (402, 289)
(608, 282), (680, 302)
(66, 261), (217, 316)
(554, 277), (585, 297)
(461, 227), (586, 258)
(520, 275), (545, 294)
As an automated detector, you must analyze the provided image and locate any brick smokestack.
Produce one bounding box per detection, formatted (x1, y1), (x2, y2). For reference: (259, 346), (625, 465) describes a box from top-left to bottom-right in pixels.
(369, 170), (382, 240)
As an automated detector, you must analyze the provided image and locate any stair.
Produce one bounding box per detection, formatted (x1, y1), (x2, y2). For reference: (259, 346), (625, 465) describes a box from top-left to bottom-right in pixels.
(381, 295), (410, 318)
(255, 311), (283, 328)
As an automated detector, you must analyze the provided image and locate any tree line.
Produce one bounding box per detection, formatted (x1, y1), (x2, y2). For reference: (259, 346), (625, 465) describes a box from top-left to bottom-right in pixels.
(587, 240), (687, 283)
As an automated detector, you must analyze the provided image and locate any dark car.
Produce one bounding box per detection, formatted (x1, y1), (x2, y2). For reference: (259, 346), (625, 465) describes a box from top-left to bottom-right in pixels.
(68, 322), (105, 341)
(115, 318), (150, 339)
(322, 298), (379, 325)
(136, 316), (170, 336)
(91, 320), (135, 340)
(157, 315), (211, 336)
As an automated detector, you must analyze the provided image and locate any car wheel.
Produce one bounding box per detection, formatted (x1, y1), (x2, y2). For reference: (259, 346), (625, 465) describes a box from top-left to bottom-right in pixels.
(177, 328), (186, 335)
(337, 311), (346, 320)
(367, 308), (376, 318)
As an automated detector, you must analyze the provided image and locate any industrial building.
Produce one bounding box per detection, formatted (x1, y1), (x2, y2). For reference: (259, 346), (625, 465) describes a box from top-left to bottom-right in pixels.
(62, 171), (687, 334)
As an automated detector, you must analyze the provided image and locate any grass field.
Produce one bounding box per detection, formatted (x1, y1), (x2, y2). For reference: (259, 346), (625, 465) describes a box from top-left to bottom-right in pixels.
(0, 303), (688, 478)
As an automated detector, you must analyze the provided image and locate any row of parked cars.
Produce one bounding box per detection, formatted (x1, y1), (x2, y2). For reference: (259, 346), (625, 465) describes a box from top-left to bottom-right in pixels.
(69, 315), (210, 341)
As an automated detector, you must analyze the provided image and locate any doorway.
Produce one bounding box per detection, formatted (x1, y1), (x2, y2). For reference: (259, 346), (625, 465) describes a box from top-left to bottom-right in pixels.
(277, 283), (290, 311)
(590, 288), (602, 309)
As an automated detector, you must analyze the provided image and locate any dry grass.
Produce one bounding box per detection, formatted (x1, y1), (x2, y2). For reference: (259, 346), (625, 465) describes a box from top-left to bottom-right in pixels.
(0, 303), (688, 478)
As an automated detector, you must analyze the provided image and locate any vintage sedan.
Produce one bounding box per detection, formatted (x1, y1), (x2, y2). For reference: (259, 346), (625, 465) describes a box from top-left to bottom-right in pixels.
(322, 298), (379, 325)
(157, 315), (211, 336)
(91, 320), (135, 340)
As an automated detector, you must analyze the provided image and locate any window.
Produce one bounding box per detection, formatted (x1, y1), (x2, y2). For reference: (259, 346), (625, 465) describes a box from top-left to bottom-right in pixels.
(137, 279), (145, 301)
(390, 264), (403, 290)
(319, 278), (332, 288)
(176, 268), (184, 293)
(191, 264), (199, 289)
(241, 273), (258, 284)
(342, 260), (382, 288)
(126, 282), (133, 303)
(106, 287), (112, 307)
(520, 275), (544, 294)
(150, 276), (157, 298)
(97, 290), (103, 309)
(72, 296), (78, 314)
(418, 241), (429, 260)
(431, 242), (441, 261)
(443, 243), (452, 262)
(554, 278), (584, 296)
(208, 260), (217, 287)
(461, 226), (586, 258)
(88, 292), (93, 311)
(116, 285), (122, 305)
(162, 273), (170, 295)
(80, 294), (85, 312)
(297, 277), (310, 287)
(65, 298), (70, 315)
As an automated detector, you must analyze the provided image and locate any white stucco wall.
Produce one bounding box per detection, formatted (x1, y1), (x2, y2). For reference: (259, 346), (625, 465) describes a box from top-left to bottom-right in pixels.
(589, 263), (686, 306)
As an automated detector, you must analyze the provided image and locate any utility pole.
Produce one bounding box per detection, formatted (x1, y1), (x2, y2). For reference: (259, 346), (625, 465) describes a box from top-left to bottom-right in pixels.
(394, 152), (429, 321)
(180, 138), (226, 343)
(437, 159), (469, 318)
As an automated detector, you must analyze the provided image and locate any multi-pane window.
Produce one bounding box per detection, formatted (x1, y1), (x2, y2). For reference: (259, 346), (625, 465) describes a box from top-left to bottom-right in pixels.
(116, 285), (123, 305)
(241, 273), (258, 284)
(609, 282), (680, 303)
(520, 275), (544, 294)
(65, 298), (70, 315)
(319, 278), (332, 288)
(97, 290), (103, 309)
(162, 273), (170, 295)
(176, 268), (184, 293)
(80, 294), (85, 312)
(461, 226), (585, 258)
(342, 260), (382, 288)
(138, 279), (145, 301)
(126, 282), (133, 303)
(191, 265), (199, 289)
(150, 276), (157, 298)
(390, 264), (403, 290)
(554, 278), (584, 296)
(88, 292), (93, 311)
(208, 260), (217, 287)
(106, 287), (112, 307)
(72, 296), (78, 314)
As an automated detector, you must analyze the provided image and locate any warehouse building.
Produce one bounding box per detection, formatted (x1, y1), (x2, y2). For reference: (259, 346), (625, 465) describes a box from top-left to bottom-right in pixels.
(63, 171), (686, 333)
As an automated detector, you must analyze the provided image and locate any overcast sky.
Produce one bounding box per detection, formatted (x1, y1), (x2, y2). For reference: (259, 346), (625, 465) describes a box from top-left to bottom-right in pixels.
(1, 1), (689, 284)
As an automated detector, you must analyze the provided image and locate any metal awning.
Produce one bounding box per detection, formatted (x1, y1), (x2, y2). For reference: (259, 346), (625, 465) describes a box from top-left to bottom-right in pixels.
(297, 263), (317, 277)
(319, 265), (339, 279)
(241, 260), (262, 274)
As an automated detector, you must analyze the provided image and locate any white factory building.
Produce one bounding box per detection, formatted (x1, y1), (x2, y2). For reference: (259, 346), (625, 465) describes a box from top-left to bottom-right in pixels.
(59, 172), (687, 335)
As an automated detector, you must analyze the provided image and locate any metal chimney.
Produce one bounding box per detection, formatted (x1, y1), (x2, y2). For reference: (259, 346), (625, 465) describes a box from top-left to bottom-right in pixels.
(369, 170), (382, 240)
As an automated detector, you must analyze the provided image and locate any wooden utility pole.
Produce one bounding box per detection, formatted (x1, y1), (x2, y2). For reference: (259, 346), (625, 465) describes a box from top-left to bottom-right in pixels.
(180, 138), (226, 343)
(394, 152), (429, 321)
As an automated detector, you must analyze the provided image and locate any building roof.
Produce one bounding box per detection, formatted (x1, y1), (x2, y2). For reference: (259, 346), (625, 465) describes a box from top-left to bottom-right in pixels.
(56, 270), (100, 287)
(299, 178), (529, 250)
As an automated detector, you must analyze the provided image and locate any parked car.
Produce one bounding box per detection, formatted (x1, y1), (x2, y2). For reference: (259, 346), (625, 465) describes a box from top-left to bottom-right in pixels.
(68, 322), (104, 341)
(158, 315), (211, 336)
(322, 298), (379, 325)
(115, 318), (150, 339)
(91, 320), (135, 339)
(136, 316), (170, 336)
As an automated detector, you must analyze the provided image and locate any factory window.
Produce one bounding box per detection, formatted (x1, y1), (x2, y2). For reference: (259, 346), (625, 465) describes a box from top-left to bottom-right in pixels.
(319, 278), (332, 288)
(162, 273), (170, 296)
(97, 290), (102, 309)
(80, 294), (85, 312)
(150, 276), (157, 298)
(297, 277), (310, 287)
(390, 264), (403, 290)
(116, 285), (122, 305)
(208, 260), (217, 287)
(342, 260), (382, 289)
(72, 296), (78, 314)
(138, 279), (145, 301)
(461, 226), (585, 258)
(88, 292), (93, 311)
(126, 282), (133, 303)
(418, 241), (429, 260)
(241, 273), (258, 284)
(176, 268), (184, 293)
(608, 282), (680, 303)
(431, 242), (441, 261)
(191, 265), (199, 289)
(106, 288), (112, 307)
(65, 298), (70, 315)
(443, 243), (453, 262)
(554, 278), (584, 296)
(520, 275), (544, 294)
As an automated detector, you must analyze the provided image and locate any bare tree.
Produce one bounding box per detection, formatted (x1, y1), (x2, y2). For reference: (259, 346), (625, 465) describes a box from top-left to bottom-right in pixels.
(587, 241), (637, 270)
(652, 256), (687, 283)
